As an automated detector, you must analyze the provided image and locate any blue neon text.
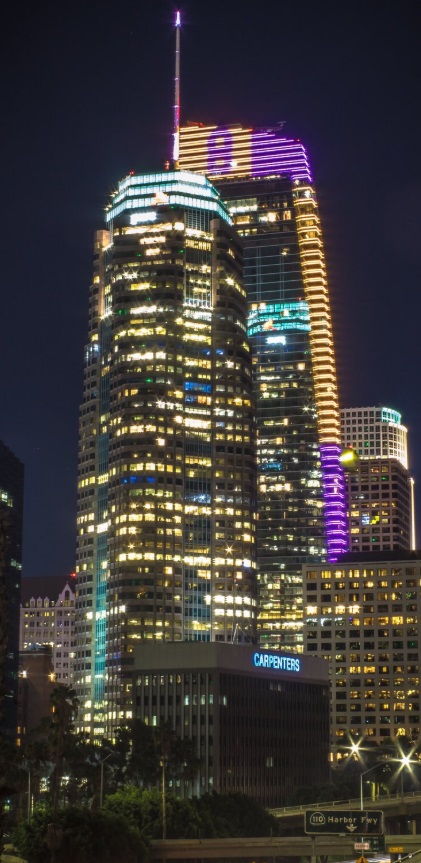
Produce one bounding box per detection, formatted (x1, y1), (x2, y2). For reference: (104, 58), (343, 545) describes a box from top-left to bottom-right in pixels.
(253, 652), (300, 672)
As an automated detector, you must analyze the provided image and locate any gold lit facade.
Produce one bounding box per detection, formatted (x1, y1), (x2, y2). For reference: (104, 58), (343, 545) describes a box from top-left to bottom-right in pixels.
(75, 171), (257, 737)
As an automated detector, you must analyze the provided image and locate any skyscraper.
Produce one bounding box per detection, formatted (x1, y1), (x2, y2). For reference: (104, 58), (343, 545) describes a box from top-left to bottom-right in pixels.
(180, 124), (347, 649)
(75, 170), (257, 737)
(0, 440), (24, 740)
(341, 405), (415, 551)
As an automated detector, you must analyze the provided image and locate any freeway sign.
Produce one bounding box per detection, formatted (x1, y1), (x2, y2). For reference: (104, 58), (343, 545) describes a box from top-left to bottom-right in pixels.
(304, 810), (384, 835)
(356, 836), (386, 853)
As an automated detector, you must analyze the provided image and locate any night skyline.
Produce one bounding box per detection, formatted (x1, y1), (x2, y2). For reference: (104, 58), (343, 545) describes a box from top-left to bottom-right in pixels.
(2, 0), (420, 579)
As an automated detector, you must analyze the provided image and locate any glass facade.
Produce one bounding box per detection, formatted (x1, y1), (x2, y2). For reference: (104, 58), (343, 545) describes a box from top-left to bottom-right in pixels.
(75, 171), (257, 737)
(180, 126), (347, 651)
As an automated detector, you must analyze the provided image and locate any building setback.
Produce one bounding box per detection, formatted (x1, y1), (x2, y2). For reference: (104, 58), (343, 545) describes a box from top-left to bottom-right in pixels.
(0, 440), (24, 740)
(303, 552), (421, 753)
(75, 171), (257, 737)
(180, 123), (347, 650)
(133, 642), (329, 807)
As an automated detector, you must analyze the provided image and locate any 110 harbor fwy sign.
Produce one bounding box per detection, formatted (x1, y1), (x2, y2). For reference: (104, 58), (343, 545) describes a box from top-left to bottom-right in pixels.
(305, 810), (384, 835)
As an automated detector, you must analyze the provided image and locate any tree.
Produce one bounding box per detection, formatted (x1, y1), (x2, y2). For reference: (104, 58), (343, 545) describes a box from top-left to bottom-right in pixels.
(105, 719), (202, 798)
(12, 806), (147, 863)
(104, 786), (201, 840)
(112, 720), (160, 788)
(48, 685), (79, 810)
(194, 792), (280, 838)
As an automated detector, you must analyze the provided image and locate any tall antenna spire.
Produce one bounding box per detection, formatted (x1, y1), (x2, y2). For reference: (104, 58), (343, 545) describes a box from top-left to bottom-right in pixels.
(173, 10), (181, 169)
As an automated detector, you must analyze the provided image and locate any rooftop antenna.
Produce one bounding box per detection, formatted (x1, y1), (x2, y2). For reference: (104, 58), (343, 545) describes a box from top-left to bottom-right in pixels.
(173, 10), (181, 169)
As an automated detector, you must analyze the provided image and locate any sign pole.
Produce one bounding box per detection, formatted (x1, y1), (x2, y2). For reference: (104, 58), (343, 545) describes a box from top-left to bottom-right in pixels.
(311, 835), (316, 863)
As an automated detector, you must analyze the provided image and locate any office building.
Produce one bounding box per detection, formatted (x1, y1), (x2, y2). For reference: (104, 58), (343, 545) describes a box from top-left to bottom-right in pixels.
(341, 407), (415, 551)
(341, 406), (408, 468)
(180, 123), (347, 650)
(133, 642), (329, 806)
(75, 170), (257, 737)
(303, 552), (421, 751)
(0, 440), (24, 740)
(20, 576), (75, 684)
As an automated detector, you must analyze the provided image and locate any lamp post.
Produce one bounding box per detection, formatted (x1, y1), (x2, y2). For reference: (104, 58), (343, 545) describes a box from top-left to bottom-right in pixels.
(99, 752), (113, 809)
(160, 758), (167, 840)
(22, 762), (32, 822)
(398, 754), (412, 799)
(360, 763), (384, 810)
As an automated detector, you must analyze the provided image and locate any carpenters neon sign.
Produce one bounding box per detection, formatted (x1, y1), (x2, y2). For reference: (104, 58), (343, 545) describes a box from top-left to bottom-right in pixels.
(253, 652), (300, 672)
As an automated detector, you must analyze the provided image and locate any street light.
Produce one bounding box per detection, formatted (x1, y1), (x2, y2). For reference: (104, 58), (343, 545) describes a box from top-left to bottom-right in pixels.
(360, 763), (385, 810)
(396, 753), (415, 799)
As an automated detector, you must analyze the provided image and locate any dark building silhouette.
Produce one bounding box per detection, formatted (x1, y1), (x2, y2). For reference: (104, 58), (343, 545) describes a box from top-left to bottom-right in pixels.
(18, 646), (54, 747)
(0, 440), (24, 740)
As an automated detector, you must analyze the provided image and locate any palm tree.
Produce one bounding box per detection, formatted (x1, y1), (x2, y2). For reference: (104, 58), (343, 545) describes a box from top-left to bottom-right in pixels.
(49, 685), (79, 810)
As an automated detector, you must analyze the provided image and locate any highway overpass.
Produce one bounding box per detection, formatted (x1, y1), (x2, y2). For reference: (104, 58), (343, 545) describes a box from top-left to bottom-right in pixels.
(150, 834), (421, 860)
(270, 792), (421, 834)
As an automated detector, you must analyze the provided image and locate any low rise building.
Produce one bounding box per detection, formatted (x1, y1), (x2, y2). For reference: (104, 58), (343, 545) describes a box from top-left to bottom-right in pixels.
(133, 642), (329, 806)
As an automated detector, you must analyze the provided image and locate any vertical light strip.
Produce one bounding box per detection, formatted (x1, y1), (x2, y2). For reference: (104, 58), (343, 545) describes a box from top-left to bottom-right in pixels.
(292, 183), (347, 560)
(410, 476), (416, 550)
(173, 11), (181, 168)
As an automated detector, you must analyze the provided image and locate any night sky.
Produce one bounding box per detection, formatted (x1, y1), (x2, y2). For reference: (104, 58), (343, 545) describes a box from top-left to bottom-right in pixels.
(2, 0), (420, 579)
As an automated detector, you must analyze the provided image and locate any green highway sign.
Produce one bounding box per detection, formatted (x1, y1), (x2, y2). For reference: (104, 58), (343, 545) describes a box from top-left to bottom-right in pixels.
(304, 810), (384, 835)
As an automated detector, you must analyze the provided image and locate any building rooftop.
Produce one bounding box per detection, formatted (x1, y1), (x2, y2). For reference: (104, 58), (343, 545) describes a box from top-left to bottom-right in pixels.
(21, 575), (75, 604)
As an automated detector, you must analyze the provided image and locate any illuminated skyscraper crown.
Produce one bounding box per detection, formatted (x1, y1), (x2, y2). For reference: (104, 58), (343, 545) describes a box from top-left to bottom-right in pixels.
(106, 170), (231, 226)
(180, 123), (312, 182)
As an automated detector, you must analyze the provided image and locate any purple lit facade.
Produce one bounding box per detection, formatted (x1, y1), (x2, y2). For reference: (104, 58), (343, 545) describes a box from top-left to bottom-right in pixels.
(319, 443), (348, 561)
(182, 124), (313, 183)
